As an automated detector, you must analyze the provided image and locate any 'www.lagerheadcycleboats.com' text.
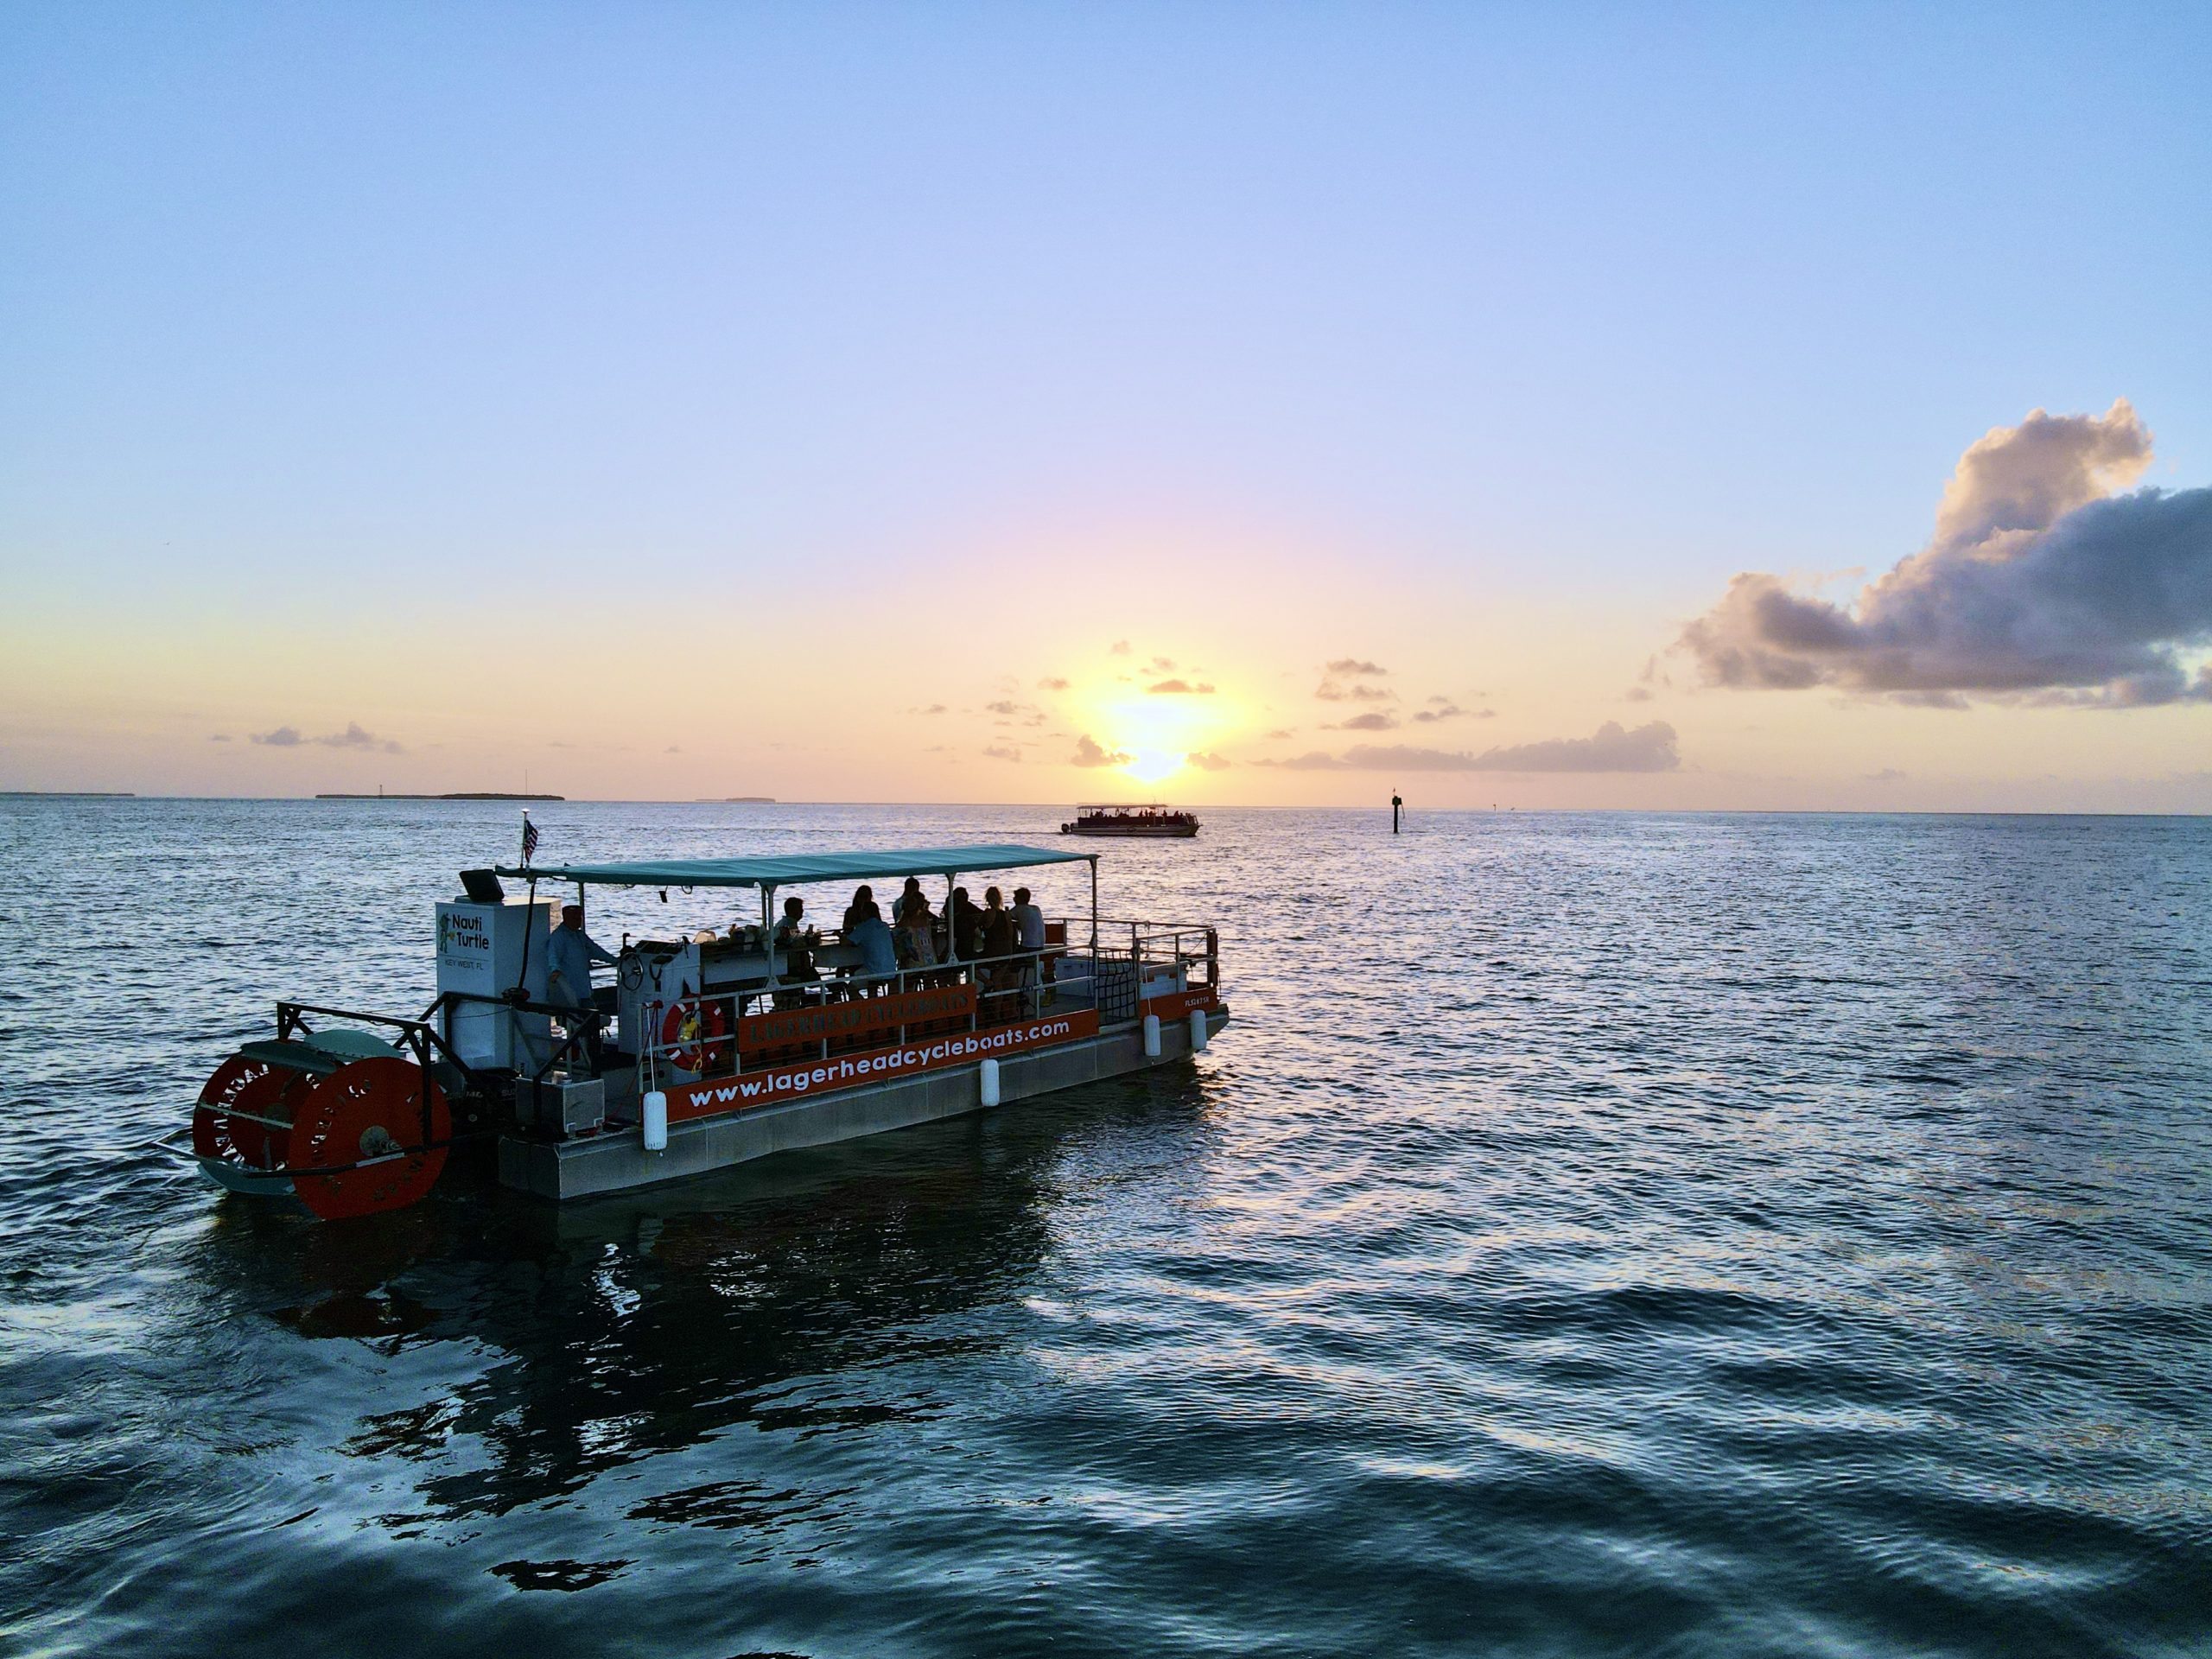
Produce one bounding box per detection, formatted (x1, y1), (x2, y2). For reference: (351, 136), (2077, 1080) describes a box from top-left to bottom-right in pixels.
(667, 1010), (1103, 1121)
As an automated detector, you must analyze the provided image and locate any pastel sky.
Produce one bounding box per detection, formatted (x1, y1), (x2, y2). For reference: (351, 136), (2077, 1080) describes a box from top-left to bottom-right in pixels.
(4, 3), (2209, 810)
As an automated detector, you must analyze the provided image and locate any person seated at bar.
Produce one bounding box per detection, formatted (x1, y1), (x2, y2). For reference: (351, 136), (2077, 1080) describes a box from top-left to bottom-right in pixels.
(978, 887), (1015, 1006)
(845, 892), (898, 990)
(948, 886), (982, 962)
(842, 885), (875, 931)
(894, 892), (938, 969)
(772, 893), (819, 1004)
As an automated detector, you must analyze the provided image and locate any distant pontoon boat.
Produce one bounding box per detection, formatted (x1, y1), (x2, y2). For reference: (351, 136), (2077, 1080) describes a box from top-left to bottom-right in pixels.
(182, 842), (1226, 1217)
(1059, 804), (1200, 838)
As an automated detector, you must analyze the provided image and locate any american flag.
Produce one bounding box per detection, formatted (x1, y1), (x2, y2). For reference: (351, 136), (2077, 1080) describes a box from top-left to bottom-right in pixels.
(520, 812), (539, 865)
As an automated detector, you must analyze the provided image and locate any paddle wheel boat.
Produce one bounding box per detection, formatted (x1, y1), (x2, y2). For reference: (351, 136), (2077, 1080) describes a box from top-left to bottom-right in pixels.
(185, 842), (1227, 1218)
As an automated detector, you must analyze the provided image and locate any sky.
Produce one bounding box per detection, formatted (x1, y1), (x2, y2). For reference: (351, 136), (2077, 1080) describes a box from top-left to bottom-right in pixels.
(3, 2), (2209, 809)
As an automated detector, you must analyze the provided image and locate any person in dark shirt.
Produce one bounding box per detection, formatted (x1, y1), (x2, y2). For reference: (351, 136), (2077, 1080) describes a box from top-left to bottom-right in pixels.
(948, 887), (982, 961)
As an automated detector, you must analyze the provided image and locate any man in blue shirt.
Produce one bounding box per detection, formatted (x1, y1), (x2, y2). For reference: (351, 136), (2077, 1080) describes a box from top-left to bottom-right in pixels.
(546, 903), (617, 1071)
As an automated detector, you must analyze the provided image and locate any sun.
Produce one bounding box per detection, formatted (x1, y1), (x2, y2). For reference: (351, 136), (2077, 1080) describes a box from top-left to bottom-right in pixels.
(1122, 748), (1183, 785)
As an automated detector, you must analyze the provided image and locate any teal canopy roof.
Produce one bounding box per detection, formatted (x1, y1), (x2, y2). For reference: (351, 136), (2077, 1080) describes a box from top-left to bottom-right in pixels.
(495, 842), (1093, 891)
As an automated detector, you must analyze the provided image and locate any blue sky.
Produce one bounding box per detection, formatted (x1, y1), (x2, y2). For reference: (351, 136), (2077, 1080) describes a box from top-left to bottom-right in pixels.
(3, 3), (2209, 804)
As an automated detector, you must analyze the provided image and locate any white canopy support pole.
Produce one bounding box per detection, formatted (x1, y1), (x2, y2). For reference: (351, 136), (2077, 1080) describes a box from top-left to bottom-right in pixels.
(762, 884), (778, 990)
(1088, 856), (1099, 958)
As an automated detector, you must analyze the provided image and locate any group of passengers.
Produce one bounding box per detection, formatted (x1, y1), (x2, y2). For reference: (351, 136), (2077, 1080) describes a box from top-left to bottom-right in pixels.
(772, 881), (1046, 1004)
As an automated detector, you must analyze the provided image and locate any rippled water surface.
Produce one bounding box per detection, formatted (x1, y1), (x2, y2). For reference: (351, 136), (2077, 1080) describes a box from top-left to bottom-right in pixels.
(3, 799), (2209, 1657)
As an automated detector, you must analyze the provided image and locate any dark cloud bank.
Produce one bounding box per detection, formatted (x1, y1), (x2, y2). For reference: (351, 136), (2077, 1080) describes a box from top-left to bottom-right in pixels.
(250, 721), (403, 753)
(1255, 720), (1678, 772)
(1680, 401), (2212, 707)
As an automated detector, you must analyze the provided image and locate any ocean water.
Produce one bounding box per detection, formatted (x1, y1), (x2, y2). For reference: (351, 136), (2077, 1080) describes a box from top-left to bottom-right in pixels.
(1, 798), (2209, 1657)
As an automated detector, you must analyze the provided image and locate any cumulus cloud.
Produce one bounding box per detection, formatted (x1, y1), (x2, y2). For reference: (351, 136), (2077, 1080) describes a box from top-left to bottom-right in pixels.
(1109, 639), (1131, 655)
(1070, 734), (1131, 768)
(1148, 678), (1216, 695)
(1680, 400), (2212, 707)
(1263, 728), (1295, 740)
(1326, 711), (1400, 731)
(1623, 687), (1653, 702)
(1186, 751), (1231, 771)
(1412, 702), (1471, 723)
(1251, 721), (1679, 773)
(982, 744), (1023, 762)
(208, 734), (231, 742)
(251, 721), (403, 753)
(1326, 658), (1388, 677)
(911, 703), (947, 715)
(1037, 677), (1070, 691)
(1148, 656), (1177, 672)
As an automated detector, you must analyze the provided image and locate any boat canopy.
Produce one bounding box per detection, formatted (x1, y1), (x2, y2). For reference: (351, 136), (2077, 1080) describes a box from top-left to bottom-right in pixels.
(496, 842), (1093, 892)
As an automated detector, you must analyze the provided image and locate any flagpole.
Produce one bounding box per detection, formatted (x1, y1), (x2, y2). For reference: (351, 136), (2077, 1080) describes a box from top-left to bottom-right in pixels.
(510, 809), (539, 1010)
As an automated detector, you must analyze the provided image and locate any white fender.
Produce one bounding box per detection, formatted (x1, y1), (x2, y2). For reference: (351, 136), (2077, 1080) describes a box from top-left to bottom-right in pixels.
(1188, 1008), (1208, 1052)
(642, 1090), (668, 1152)
(1142, 1014), (1161, 1058)
(980, 1058), (1001, 1108)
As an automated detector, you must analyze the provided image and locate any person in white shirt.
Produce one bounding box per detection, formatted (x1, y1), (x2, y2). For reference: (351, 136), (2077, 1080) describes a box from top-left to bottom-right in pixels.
(1011, 887), (1046, 951)
(1011, 887), (1047, 1010)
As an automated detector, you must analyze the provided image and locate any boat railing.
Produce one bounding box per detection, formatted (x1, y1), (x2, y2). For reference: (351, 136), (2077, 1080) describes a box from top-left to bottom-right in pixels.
(635, 928), (1076, 1094)
(632, 913), (1214, 1093)
(1098, 918), (1219, 988)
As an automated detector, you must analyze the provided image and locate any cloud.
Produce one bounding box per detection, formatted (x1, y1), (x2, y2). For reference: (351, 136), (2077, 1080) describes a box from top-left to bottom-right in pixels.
(1070, 734), (1131, 768)
(1148, 656), (1177, 671)
(1326, 658), (1388, 677)
(982, 744), (1023, 762)
(1313, 680), (1395, 702)
(1623, 687), (1653, 703)
(1109, 639), (1131, 655)
(1251, 721), (1680, 773)
(1866, 767), (1908, 781)
(208, 734), (231, 742)
(1466, 721), (1679, 772)
(1263, 728), (1295, 740)
(1680, 400), (2212, 707)
(1326, 711), (1400, 731)
(1037, 677), (1070, 691)
(251, 721), (403, 753)
(987, 699), (1045, 723)
(1147, 678), (1216, 695)
(1891, 690), (1969, 709)
(1185, 751), (1231, 771)
(912, 703), (948, 715)
(1412, 702), (1471, 722)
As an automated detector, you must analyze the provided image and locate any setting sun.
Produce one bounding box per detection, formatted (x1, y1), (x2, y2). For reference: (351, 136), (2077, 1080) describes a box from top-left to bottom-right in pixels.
(1122, 748), (1184, 785)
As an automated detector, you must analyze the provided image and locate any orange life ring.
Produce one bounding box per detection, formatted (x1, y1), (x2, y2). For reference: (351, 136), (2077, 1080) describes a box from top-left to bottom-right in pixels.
(661, 996), (733, 1073)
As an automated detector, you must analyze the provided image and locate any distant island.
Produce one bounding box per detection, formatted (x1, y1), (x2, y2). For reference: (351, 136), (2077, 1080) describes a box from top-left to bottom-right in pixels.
(0, 791), (136, 797)
(699, 796), (776, 803)
(315, 791), (565, 801)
